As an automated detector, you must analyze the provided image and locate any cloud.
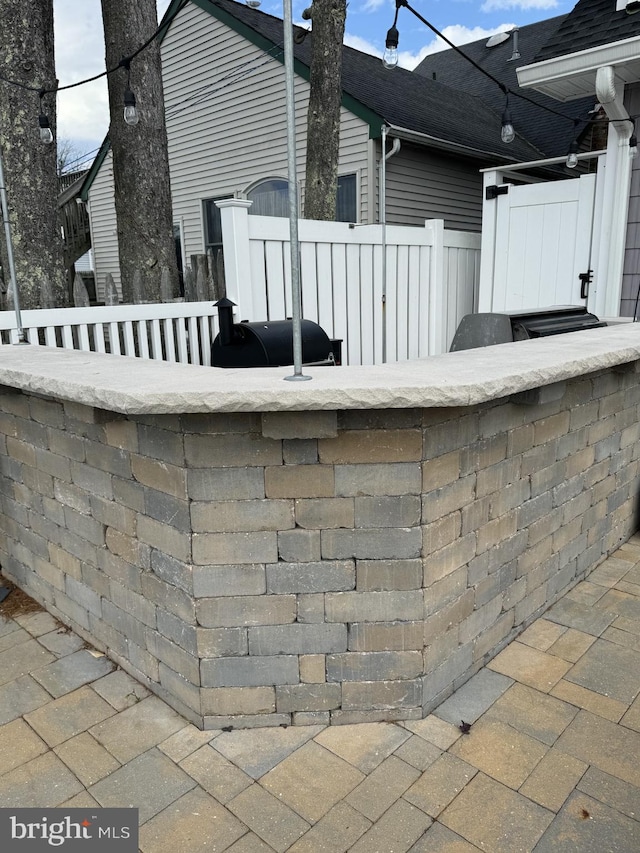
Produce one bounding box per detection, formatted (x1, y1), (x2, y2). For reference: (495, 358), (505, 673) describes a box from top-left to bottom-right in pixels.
(344, 32), (383, 57)
(53, 0), (172, 153)
(481, 0), (558, 11)
(53, 0), (108, 147)
(396, 23), (517, 70)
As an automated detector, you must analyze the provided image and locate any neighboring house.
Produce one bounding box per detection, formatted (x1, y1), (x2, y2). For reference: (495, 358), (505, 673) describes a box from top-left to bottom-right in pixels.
(81, 0), (545, 300)
(516, 0), (640, 317)
(414, 15), (601, 159)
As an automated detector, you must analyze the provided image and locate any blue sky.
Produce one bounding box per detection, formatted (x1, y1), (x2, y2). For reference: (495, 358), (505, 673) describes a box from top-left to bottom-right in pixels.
(52, 0), (577, 169)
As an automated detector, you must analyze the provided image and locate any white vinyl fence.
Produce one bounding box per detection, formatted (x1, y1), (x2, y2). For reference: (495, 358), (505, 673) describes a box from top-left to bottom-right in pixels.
(0, 302), (219, 366)
(0, 210), (481, 367)
(217, 200), (482, 365)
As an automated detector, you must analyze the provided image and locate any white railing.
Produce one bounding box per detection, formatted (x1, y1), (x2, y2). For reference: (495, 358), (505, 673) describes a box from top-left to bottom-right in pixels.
(217, 200), (481, 365)
(0, 301), (219, 366)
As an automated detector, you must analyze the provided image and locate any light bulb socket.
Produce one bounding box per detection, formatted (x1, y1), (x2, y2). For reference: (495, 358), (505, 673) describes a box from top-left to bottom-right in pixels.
(385, 25), (399, 51)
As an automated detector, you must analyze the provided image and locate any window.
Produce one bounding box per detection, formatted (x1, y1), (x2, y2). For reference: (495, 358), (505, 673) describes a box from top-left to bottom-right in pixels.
(246, 174), (358, 221)
(247, 179), (289, 217)
(336, 174), (357, 223)
(203, 196), (232, 254)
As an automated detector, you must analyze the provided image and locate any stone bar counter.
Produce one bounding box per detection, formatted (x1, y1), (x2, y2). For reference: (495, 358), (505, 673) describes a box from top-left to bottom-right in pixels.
(0, 324), (639, 729)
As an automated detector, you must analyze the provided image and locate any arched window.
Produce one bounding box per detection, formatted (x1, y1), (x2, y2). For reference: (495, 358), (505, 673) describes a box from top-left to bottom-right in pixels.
(246, 179), (289, 217)
(246, 174), (358, 221)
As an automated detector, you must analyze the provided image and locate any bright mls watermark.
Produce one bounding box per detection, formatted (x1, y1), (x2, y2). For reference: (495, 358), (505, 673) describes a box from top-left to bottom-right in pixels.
(0, 809), (138, 851)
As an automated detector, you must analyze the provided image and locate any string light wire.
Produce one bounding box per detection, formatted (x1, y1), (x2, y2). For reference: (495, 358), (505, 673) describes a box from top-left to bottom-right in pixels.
(385, 0), (595, 133)
(0, 0), (190, 97)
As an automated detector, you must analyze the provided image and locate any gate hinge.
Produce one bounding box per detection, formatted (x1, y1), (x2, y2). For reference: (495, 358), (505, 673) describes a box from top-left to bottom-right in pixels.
(579, 269), (593, 299)
(485, 184), (509, 200)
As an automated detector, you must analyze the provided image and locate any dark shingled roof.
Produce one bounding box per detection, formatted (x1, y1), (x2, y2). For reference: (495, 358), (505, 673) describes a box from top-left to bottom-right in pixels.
(535, 0), (640, 63)
(414, 15), (596, 158)
(204, 0), (545, 163)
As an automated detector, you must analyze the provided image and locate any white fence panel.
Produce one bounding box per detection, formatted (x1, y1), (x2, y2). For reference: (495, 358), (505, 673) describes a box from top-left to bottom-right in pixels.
(0, 302), (220, 368)
(218, 201), (481, 364)
(0, 215), (481, 368)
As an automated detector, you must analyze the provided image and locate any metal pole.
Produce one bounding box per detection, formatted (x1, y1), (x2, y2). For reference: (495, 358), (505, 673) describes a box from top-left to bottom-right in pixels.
(283, 0), (311, 382)
(380, 125), (387, 365)
(0, 145), (26, 344)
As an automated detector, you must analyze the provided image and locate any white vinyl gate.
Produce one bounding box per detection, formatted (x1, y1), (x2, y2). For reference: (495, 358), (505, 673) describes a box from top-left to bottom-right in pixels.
(479, 165), (599, 314)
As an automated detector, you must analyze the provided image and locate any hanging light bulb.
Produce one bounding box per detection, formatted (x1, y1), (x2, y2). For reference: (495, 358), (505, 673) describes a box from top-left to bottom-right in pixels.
(566, 138), (579, 169)
(382, 25), (399, 69)
(37, 88), (53, 143)
(123, 87), (139, 126)
(501, 95), (515, 144)
(38, 112), (53, 144)
(120, 57), (139, 126)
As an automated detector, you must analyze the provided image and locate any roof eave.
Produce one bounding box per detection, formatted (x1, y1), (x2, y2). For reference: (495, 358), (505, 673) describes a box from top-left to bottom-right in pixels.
(517, 33), (640, 102)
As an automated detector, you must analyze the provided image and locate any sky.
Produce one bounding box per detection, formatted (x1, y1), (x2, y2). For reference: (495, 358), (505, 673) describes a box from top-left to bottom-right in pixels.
(52, 0), (577, 171)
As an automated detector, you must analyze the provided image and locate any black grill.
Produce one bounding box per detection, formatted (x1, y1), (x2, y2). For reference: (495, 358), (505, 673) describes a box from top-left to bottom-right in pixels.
(212, 299), (338, 367)
(450, 306), (607, 352)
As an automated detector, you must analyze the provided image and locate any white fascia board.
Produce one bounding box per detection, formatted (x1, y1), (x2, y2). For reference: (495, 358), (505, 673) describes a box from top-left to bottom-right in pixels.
(517, 34), (640, 95)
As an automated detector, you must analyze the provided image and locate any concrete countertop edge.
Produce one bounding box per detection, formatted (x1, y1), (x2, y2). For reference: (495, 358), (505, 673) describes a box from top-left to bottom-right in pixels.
(0, 324), (639, 414)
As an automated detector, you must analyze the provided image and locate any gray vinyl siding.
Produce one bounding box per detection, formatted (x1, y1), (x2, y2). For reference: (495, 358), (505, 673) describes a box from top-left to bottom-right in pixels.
(88, 2), (371, 291)
(171, 4), (370, 253)
(161, 2), (370, 253)
(384, 142), (484, 232)
(86, 151), (120, 300)
(622, 83), (640, 317)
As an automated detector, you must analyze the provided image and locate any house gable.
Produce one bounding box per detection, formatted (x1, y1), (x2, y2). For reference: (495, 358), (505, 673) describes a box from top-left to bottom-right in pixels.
(167, 0), (384, 137)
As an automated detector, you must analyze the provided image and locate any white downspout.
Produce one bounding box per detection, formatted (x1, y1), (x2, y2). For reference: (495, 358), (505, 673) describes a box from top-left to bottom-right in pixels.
(379, 127), (401, 362)
(594, 66), (633, 317)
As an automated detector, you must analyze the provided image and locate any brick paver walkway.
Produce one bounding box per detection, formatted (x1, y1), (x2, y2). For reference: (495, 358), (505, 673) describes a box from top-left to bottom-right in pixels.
(1, 539), (640, 851)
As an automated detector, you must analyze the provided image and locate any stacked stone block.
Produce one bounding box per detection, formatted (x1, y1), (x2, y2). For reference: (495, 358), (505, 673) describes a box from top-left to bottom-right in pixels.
(0, 362), (639, 729)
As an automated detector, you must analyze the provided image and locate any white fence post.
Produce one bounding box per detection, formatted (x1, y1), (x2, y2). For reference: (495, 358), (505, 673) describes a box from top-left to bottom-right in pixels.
(216, 199), (254, 320)
(478, 170), (500, 313)
(425, 219), (445, 356)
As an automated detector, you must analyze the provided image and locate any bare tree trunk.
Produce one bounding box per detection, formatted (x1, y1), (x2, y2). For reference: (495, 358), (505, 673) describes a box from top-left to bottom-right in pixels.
(303, 0), (346, 221)
(0, 0), (67, 308)
(100, 0), (179, 303)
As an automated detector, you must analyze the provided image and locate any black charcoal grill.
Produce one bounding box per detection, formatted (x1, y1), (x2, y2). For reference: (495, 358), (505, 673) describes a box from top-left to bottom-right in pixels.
(212, 298), (339, 367)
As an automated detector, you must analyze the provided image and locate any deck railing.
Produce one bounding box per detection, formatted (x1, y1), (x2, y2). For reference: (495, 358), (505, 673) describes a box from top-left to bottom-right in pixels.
(0, 301), (219, 366)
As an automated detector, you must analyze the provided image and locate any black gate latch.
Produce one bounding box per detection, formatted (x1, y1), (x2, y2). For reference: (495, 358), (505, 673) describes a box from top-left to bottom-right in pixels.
(485, 184), (509, 200)
(579, 270), (593, 299)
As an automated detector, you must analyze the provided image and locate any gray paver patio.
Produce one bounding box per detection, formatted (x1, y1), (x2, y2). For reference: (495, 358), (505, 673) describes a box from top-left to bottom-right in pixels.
(1, 542), (640, 851)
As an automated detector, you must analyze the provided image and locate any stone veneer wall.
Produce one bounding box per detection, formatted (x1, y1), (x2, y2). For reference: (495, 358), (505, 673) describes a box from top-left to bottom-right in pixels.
(0, 364), (639, 729)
